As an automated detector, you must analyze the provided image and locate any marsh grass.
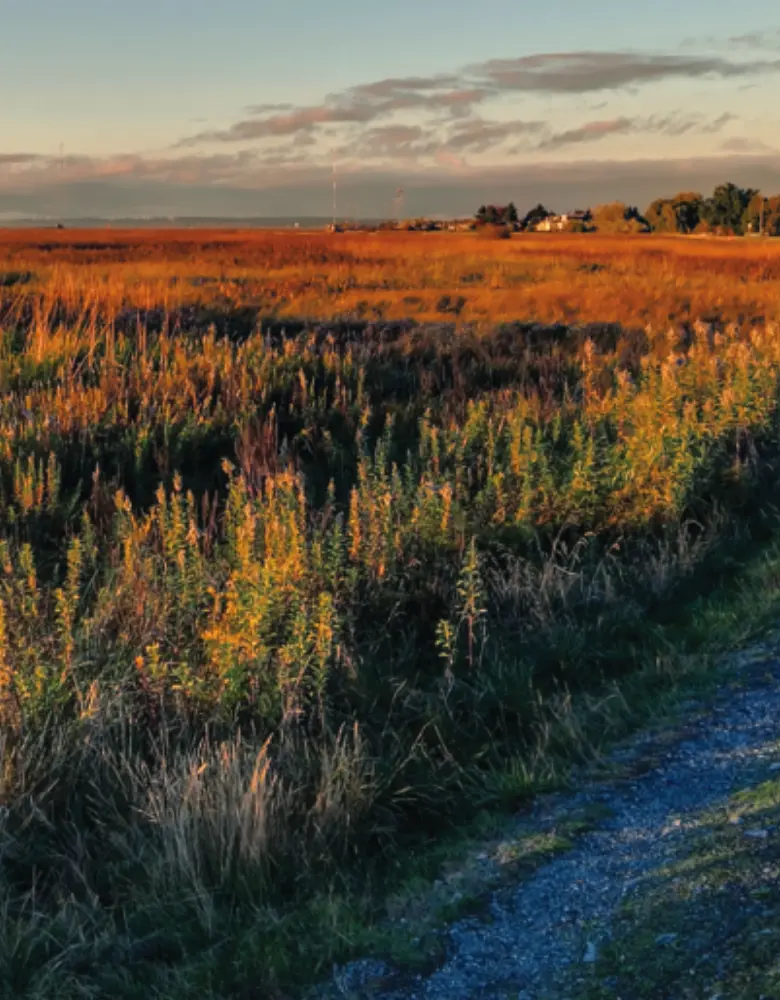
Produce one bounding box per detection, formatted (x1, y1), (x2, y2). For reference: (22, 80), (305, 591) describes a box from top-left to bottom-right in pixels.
(1, 231), (780, 995)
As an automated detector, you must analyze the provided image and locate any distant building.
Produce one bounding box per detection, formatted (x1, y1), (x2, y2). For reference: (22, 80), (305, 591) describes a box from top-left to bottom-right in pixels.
(536, 210), (591, 232)
(536, 215), (566, 232)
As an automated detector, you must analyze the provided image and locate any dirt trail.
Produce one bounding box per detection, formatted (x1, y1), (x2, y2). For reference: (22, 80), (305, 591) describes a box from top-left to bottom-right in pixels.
(319, 640), (780, 999)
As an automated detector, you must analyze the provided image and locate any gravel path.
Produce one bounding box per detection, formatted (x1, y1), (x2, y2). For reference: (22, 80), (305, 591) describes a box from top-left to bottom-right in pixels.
(324, 645), (780, 1000)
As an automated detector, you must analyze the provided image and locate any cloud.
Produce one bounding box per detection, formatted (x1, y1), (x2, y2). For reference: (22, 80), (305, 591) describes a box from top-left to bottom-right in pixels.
(2, 43), (775, 219)
(334, 124), (428, 159)
(720, 136), (778, 154)
(244, 102), (295, 114)
(186, 105), (377, 144)
(0, 150), (312, 191)
(539, 117), (635, 151)
(698, 112), (737, 133)
(0, 110), (741, 203)
(329, 116), (552, 165)
(536, 112), (734, 151)
(729, 28), (780, 52)
(184, 82), (492, 147)
(434, 150), (469, 172)
(347, 75), (461, 97)
(471, 51), (779, 93)
(0, 153), (44, 166)
(178, 49), (780, 150)
(2, 153), (779, 221)
(443, 118), (546, 153)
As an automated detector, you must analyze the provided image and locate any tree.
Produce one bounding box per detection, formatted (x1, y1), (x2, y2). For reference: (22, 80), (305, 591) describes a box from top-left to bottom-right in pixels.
(644, 192), (702, 234)
(645, 197), (678, 233)
(624, 205), (647, 224)
(592, 202), (649, 234)
(521, 203), (552, 230)
(742, 193), (780, 236)
(700, 182), (757, 235)
(475, 205), (505, 225)
(671, 192), (703, 234)
(506, 202), (519, 224)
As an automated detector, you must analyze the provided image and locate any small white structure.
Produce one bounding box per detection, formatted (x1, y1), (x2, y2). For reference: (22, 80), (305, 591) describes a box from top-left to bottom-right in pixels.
(536, 211), (591, 232)
(536, 215), (567, 232)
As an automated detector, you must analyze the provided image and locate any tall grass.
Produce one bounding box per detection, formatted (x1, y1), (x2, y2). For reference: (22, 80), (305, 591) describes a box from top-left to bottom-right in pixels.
(1, 233), (780, 995)
(3, 227), (780, 327)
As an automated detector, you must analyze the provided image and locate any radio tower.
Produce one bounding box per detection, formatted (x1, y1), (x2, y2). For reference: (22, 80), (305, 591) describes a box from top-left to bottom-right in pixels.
(332, 161), (337, 228)
(58, 143), (66, 227)
(393, 186), (405, 223)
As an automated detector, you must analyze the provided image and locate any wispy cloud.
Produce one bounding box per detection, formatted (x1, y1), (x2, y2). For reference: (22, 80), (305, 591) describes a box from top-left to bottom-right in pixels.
(3, 42), (779, 218)
(443, 118), (546, 153)
(535, 112), (733, 151)
(2, 153), (779, 221)
(0, 110), (742, 200)
(0, 153), (45, 166)
(244, 102), (296, 115)
(720, 136), (778, 154)
(729, 27), (780, 52)
(467, 51), (776, 93)
(682, 26), (780, 53)
(538, 117), (635, 151)
(0, 150), (309, 190)
(178, 49), (779, 151)
(184, 83), (490, 146)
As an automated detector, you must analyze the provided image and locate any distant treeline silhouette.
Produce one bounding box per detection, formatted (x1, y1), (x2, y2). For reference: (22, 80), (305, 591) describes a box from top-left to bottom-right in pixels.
(475, 182), (780, 236)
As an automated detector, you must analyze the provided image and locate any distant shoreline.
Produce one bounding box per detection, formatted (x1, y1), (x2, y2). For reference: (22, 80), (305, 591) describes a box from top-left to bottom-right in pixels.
(0, 217), (386, 230)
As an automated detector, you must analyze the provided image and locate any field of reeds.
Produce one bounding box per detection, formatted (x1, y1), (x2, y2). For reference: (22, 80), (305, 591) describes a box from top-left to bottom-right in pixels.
(2, 227), (780, 998)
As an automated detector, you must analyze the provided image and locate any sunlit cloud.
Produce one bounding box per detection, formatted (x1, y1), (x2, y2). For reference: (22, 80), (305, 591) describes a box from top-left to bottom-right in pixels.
(178, 49), (780, 153)
(3, 41), (780, 218)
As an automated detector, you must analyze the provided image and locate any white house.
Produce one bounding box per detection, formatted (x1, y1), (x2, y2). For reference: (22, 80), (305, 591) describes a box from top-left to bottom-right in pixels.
(536, 214), (569, 232)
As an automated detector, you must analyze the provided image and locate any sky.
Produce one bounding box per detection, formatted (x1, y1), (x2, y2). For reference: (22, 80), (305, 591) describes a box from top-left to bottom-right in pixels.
(1, 0), (779, 218)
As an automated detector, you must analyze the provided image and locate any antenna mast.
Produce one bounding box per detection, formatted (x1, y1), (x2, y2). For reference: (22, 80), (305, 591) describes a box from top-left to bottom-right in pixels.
(332, 161), (337, 228)
(393, 186), (405, 223)
(58, 143), (65, 225)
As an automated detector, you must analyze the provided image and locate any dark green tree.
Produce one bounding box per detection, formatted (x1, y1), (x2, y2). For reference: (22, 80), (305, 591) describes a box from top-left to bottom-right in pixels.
(521, 203), (552, 230)
(476, 205), (502, 224)
(671, 193), (703, 234)
(645, 192), (702, 233)
(741, 193), (780, 235)
(701, 182), (757, 235)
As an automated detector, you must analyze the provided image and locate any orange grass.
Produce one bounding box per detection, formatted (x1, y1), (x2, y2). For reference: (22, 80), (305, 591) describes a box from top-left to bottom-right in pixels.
(2, 227), (780, 327)
(2, 226), (780, 996)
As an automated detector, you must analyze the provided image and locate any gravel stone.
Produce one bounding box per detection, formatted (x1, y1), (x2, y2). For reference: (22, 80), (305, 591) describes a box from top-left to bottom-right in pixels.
(322, 650), (780, 1000)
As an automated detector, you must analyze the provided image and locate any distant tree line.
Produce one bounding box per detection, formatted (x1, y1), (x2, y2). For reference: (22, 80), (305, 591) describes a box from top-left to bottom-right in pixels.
(645, 183), (780, 236)
(475, 203), (519, 225)
(474, 182), (780, 236)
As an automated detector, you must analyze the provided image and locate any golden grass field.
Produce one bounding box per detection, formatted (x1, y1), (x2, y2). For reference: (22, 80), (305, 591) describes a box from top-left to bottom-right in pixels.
(3, 227), (780, 327)
(2, 227), (780, 998)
